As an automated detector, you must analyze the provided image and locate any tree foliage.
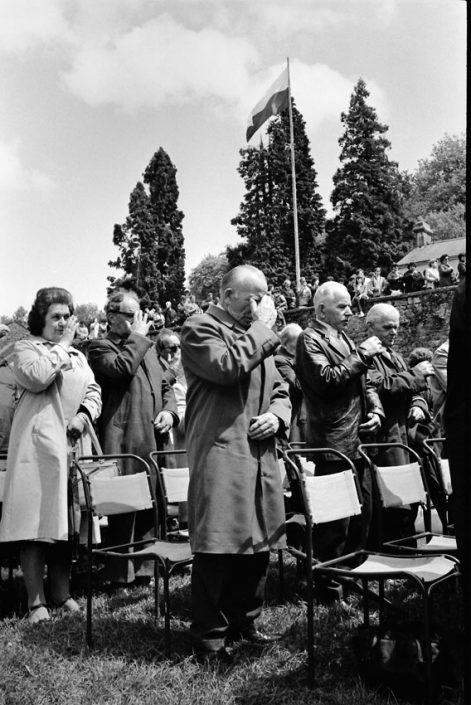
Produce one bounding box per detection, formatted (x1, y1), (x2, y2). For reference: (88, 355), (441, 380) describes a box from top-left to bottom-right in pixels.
(75, 303), (104, 324)
(403, 133), (466, 241)
(109, 148), (186, 308)
(324, 78), (411, 278)
(188, 253), (229, 301)
(228, 100), (326, 285)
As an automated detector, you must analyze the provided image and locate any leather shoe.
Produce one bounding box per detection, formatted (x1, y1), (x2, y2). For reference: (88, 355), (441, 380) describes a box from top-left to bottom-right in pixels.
(230, 628), (280, 645)
(193, 647), (233, 668)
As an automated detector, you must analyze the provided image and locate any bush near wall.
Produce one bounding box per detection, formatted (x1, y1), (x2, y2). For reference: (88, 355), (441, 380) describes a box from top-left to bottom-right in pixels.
(285, 286), (456, 358)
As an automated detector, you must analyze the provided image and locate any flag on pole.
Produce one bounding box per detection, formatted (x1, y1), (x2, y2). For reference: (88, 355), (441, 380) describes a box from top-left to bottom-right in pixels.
(246, 67), (289, 142)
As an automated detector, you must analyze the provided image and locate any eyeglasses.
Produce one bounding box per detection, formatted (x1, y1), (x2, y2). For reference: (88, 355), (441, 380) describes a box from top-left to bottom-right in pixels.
(117, 312), (135, 319)
(163, 345), (180, 353)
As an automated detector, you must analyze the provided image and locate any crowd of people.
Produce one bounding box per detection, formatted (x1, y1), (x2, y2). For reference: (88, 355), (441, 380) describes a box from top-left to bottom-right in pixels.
(0, 263), (466, 675)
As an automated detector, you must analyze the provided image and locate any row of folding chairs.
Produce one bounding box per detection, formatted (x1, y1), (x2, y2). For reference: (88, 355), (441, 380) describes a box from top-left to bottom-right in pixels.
(279, 442), (460, 705)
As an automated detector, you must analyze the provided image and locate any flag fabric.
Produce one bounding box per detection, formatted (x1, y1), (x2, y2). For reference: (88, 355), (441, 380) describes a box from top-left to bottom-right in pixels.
(246, 67), (289, 142)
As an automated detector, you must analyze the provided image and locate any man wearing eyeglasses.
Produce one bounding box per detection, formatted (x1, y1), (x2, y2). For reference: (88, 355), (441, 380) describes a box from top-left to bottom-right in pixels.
(88, 289), (179, 585)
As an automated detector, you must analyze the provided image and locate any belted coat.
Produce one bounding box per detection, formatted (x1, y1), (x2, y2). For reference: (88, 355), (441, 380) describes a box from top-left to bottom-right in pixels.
(180, 304), (291, 555)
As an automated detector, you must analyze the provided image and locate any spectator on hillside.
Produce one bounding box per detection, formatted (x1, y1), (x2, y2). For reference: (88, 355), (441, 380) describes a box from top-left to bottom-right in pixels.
(366, 267), (387, 298)
(402, 262), (424, 293)
(423, 259), (440, 289)
(386, 264), (403, 294)
(282, 279), (297, 309)
(437, 254), (454, 287)
(296, 276), (312, 308)
(164, 300), (178, 328)
(351, 274), (369, 317)
(457, 253), (466, 282)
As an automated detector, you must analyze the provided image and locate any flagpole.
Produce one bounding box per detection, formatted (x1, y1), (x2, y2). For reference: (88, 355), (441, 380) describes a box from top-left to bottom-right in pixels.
(287, 57), (301, 292)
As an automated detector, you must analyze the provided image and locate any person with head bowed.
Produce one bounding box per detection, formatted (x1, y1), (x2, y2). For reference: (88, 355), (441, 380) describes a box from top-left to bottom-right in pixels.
(88, 289), (179, 585)
(180, 264), (291, 662)
(295, 282), (384, 599)
(0, 287), (102, 622)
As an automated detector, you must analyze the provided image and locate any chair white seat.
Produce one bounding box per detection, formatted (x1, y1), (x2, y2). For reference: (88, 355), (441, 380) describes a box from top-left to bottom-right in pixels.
(161, 467), (189, 503)
(96, 539), (193, 563)
(376, 462), (426, 507)
(92, 473), (153, 515)
(350, 553), (457, 583)
(305, 470), (361, 524)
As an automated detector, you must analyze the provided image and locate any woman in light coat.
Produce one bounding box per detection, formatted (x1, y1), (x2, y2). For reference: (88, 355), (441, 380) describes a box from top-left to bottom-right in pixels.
(0, 287), (101, 622)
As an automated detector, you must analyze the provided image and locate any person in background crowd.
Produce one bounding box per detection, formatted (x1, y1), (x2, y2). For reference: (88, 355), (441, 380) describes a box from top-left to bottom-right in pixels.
(296, 276), (312, 307)
(457, 253), (466, 282)
(275, 323), (306, 444)
(282, 279), (297, 309)
(164, 300), (178, 328)
(365, 304), (433, 545)
(310, 274), (320, 304)
(184, 294), (202, 318)
(180, 264), (290, 661)
(88, 290), (179, 585)
(437, 254), (454, 287)
(89, 317), (99, 339)
(366, 267), (388, 298)
(351, 273), (369, 317)
(201, 292), (214, 312)
(0, 287), (101, 622)
(428, 339), (449, 434)
(76, 320), (89, 341)
(98, 318), (107, 338)
(402, 262), (424, 293)
(386, 264), (403, 294)
(296, 282), (384, 600)
(423, 259), (440, 289)
(151, 304), (165, 331)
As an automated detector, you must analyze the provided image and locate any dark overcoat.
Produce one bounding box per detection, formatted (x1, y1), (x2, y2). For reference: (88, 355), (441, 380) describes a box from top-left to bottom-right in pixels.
(180, 304), (291, 555)
(295, 320), (384, 459)
(367, 350), (428, 465)
(88, 332), (178, 473)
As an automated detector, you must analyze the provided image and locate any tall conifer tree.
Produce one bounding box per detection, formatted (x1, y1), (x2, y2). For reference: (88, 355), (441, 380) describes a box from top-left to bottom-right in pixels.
(325, 78), (411, 278)
(109, 148), (186, 308)
(229, 101), (325, 285)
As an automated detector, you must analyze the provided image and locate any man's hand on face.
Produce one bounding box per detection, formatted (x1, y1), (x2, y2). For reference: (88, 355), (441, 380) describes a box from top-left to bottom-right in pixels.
(247, 412), (280, 440)
(358, 336), (383, 358)
(130, 310), (152, 336)
(250, 295), (277, 329)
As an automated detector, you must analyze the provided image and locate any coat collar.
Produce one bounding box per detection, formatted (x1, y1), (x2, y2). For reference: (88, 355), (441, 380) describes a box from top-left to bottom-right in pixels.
(206, 303), (247, 333)
(307, 319), (355, 359)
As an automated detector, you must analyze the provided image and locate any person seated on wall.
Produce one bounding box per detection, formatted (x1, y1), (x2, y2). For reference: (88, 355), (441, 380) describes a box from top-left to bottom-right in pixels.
(296, 276), (312, 308)
(386, 264), (403, 294)
(423, 259), (440, 289)
(366, 267), (388, 298)
(437, 254), (455, 287)
(402, 262), (424, 293)
(281, 279), (297, 309)
(351, 274), (369, 317)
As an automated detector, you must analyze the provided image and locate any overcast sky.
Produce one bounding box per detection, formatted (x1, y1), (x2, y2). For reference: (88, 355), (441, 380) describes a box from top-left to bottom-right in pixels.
(0, 0), (466, 314)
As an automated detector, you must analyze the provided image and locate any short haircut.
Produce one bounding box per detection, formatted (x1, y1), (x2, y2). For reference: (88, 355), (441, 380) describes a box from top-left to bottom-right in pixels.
(408, 347), (433, 368)
(313, 282), (349, 312)
(155, 328), (180, 355)
(439, 254), (448, 262)
(220, 265), (266, 296)
(279, 323), (303, 347)
(366, 303), (399, 325)
(28, 287), (74, 336)
(105, 289), (139, 315)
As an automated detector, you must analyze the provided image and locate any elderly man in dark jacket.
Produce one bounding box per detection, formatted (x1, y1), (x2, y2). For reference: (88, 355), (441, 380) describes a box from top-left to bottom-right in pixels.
(365, 303), (434, 545)
(295, 282), (384, 588)
(88, 290), (179, 584)
(181, 265), (291, 661)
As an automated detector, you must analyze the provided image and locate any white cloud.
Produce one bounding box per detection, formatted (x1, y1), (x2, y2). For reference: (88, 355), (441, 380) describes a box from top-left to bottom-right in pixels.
(62, 14), (258, 110)
(0, 140), (54, 194)
(0, 0), (70, 53)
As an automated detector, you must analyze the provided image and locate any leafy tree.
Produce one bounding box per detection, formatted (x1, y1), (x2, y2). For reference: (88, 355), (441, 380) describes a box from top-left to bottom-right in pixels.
(403, 133), (465, 241)
(12, 306), (28, 323)
(75, 303), (104, 324)
(324, 78), (411, 278)
(228, 100), (326, 285)
(188, 253), (229, 301)
(109, 148), (186, 308)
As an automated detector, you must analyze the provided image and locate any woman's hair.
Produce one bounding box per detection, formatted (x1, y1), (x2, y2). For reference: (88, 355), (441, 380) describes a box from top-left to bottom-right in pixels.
(408, 347), (433, 369)
(28, 287), (74, 335)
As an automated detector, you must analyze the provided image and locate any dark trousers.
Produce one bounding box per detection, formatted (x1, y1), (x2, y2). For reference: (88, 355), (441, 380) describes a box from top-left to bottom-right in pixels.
(190, 552), (270, 653)
(312, 457), (372, 561)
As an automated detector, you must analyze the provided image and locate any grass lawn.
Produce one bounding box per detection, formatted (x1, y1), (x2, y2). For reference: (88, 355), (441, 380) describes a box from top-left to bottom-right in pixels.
(0, 556), (464, 705)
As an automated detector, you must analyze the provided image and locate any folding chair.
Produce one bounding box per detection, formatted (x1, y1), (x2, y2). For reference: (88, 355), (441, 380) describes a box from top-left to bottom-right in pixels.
(358, 443), (457, 555)
(282, 447), (460, 704)
(148, 449), (190, 541)
(75, 453), (193, 655)
(423, 438), (454, 534)
(0, 454), (18, 587)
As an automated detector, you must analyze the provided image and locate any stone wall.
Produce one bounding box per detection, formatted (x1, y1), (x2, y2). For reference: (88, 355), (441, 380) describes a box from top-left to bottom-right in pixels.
(284, 285), (456, 359)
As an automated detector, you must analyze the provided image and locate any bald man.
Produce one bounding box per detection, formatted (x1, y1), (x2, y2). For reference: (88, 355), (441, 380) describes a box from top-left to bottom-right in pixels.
(295, 282), (384, 592)
(365, 303), (434, 545)
(181, 265), (291, 661)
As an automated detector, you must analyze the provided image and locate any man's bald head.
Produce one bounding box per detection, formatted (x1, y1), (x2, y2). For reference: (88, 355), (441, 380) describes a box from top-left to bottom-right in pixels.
(280, 323), (303, 354)
(220, 265), (268, 328)
(366, 303), (399, 326)
(366, 303), (400, 347)
(313, 282), (352, 332)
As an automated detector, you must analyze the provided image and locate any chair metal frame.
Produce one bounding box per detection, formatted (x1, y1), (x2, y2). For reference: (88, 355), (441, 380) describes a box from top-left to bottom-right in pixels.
(74, 453), (192, 655)
(282, 446), (460, 704)
(148, 449), (189, 541)
(358, 442), (457, 555)
(422, 437), (454, 534)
